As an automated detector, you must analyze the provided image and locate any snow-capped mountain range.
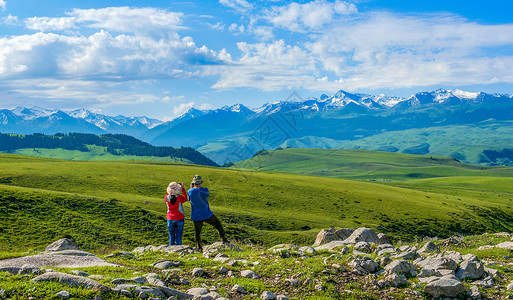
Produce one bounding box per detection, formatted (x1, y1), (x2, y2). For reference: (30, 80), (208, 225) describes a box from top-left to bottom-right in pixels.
(1, 88), (513, 162)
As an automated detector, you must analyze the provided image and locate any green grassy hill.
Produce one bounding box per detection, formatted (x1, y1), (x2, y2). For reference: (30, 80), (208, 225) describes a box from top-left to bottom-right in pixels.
(2, 153), (513, 252)
(232, 148), (513, 181)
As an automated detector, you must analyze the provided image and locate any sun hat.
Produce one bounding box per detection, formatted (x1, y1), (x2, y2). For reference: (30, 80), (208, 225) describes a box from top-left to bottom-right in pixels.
(191, 175), (204, 185)
(167, 182), (182, 195)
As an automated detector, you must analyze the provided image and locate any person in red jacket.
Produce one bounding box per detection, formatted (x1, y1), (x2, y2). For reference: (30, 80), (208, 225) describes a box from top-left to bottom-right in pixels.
(165, 182), (187, 245)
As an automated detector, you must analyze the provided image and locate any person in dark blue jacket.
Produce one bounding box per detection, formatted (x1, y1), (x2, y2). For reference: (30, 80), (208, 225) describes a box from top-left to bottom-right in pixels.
(188, 175), (228, 251)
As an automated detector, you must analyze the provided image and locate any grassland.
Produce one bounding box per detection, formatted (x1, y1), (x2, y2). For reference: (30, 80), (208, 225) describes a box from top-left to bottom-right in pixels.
(4, 145), (194, 163)
(232, 148), (513, 181)
(2, 151), (513, 253)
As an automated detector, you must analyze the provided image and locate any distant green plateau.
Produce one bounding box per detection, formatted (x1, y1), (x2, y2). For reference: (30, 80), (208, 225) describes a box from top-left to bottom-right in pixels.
(2, 150), (513, 252)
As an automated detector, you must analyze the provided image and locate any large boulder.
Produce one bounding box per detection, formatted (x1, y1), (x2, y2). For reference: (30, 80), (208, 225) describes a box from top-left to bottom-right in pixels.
(384, 260), (415, 275)
(45, 239), (80, 252)
(416, 257), (458, 271)
(456, 260), (485, 280)
(348, 257), (378, 275)
(313, 228), (354, 246)
(343, 227), (382, 245)
(419, 241), (440, 253)
(33, 272), (109, 293)
(424, 275), (465, 298)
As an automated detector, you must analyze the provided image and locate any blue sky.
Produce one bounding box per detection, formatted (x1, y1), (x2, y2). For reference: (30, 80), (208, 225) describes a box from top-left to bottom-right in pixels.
(1, 0), (512, 120)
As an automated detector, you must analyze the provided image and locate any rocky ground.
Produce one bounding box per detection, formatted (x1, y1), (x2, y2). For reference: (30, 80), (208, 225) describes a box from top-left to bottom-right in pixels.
(2, 228), (513, 299)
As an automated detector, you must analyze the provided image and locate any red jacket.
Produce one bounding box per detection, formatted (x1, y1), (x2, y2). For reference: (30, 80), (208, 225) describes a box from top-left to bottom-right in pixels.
(165, 189), (187, 220)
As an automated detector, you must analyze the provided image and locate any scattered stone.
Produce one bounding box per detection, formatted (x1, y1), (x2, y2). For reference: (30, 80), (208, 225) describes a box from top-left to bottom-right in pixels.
(354, 241), (372, 253)
(455, 260), (484, 280)
(382, 272), (408, 287)
(507, 281), (513, 291)
(147, 276), (167, 287)
(416, 257), (458, 271)
(226, 260), (238, 267)
(314, 241), (348, 251)
(380, 255), (392, 266)
(468, 285), (481, 298)
(462, 253), (478, 262)
(231, 284), (247, 294)
(134, 286), (166, 299)
(384, 260), (415, 275)
(45, 239), (80, 252)
(440, 235), (463, 247)
(192, 268), (205, 277)
(218, 266), (228, 274)
(261, 291), (276, 300)
(444, 251), (463, 264)
(105, 251), (135, 259)
(348, 257), (378, 275)
(473, 274), (494, 288)
(33, 272), (110, 293)
(89, 275), (104, 281)
(314, 284), (324, 291)
(285, 278), (301, 286)
(203, 242), (243, 253)
(419, 241), (440, 253)
(276, 295), (290, 300)
(424, 275), (465, 298)
(343, 227), (382, 245)
(159, 286), (194, 299)
(393, 251), (418, 260)
(187, 287), (208, 297)
(55, 290), (70, 299)
(152, 261), (182, 269)
(484, 266), (500, 278)
(377, 233), (391, 245)
(496, 241), (513, 250)
(70, 270), (90, 277)
(241, 270), (260, 279)
(313, 228), (354, 246)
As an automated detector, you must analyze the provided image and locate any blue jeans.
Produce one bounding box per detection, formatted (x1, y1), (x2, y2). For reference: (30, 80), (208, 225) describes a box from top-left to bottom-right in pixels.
(167, 219), (184, 245)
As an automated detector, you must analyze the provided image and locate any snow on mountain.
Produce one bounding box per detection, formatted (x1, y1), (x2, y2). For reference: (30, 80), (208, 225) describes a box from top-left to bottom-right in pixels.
(11, 106), (57, 120)
(69, 109), (162, 130)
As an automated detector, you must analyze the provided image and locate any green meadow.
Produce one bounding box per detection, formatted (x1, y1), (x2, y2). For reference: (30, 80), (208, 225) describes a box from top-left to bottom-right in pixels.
(1, 150), (513, 252)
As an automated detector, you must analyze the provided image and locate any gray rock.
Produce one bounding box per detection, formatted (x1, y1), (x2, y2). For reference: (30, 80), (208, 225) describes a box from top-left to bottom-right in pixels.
(45, 239), (80, 252)
(0, 253), (120, 269)
(147, 276), (167, 287)
(159, 286), (194, 299)
(18, 265), (43, 275)
(380, 256), (392, 266)
(70, 270), (90, 277)
(231, 284), (247, 294)
(93, 296), (102, 300)
(285, 278), (301, 286)
(348, 257), (378, 275)
(226, 260), (238, 267)
(261, 291), (276, 300)
(241, 270), (260, 279)
(484, 266), (500, 278)
(276, 295), (289, 300)
(354, 241), (372, 253)
(416, 257), (458, 271)
(383, 272), (408, 287)
(468, 285), (480, 298)
(384, 260), (415, 275)
(134, 286), (166, 299)
(472, 274), (494, 288)
(153, 261), (182, 269)
(298, 246), (316, 255)
(377, 233), (391, 245)
(419, 241), (440, 253)
(118, 290), (133, 298)
(455, 260), (484, 280)
(192, 268), (205, 277)
(218, 266), (228, 274)
(424, 275), (465, 298)
(444, 252), (463, 264)
(33, 272), (110, 293)
(462, 253), (478, 262)
(187, 287), (208, 296)
(343, 227), (381, 245)
(393, 251), (419, 260)
(313, 228), (354, 246)
(507, 281), (513, 291)
(314, 241), (349, 251)
(496, 241), (513, 250)
(55, 290), (70, 299)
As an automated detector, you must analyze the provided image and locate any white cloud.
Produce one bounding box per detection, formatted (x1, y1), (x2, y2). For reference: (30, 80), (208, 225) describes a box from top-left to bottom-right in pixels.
(213, 40), (317, 91)
(2, 14), (18, 25)
(25, 17), (77, 31)
(219, 0), (253, 13)
(0, 0), (6, 11)
(266, 0), (357, 32)
(173, 102), (195, 115)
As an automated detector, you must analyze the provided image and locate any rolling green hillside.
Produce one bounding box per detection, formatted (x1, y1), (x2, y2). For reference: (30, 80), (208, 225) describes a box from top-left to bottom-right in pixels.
(2, 153), (513, 252)
(232, 148), (513, 181)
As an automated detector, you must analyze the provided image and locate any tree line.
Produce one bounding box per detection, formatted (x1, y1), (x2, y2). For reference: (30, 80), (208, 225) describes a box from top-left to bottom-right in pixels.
(0, 133), (218, 166)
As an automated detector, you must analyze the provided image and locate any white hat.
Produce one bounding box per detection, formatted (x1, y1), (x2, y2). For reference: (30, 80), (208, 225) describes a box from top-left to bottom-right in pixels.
(167, 182), (182, 196)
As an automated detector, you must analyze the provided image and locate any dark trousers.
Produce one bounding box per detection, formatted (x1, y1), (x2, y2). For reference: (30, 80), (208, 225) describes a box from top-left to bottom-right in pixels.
(193, 214), (227, 250)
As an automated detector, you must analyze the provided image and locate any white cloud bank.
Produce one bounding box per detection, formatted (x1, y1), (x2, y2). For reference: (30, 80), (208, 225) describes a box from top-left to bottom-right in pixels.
(0, 0), (6, 11)
(213, 1), (513, 92)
